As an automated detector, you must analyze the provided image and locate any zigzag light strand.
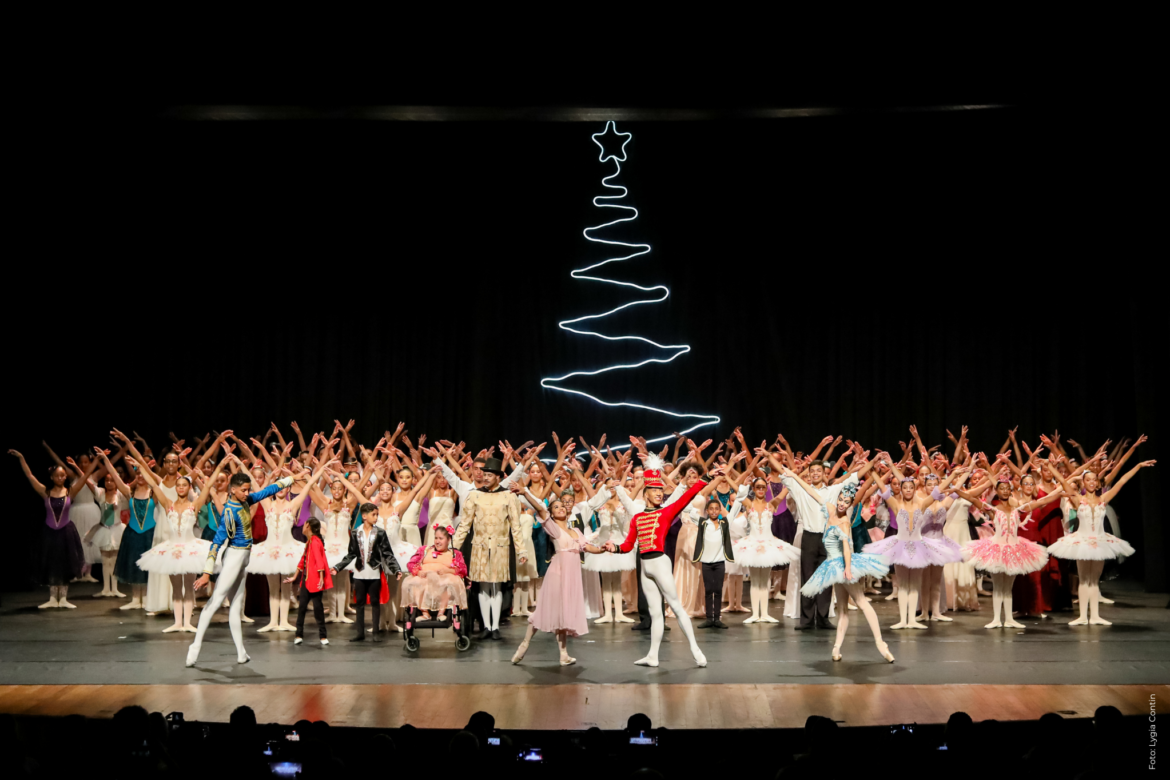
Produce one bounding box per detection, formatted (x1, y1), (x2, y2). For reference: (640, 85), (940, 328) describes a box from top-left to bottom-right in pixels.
(540, 121), (720, 451)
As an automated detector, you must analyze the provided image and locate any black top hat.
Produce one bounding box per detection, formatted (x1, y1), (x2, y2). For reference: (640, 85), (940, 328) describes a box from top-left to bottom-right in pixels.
(481, 457), (506, 476)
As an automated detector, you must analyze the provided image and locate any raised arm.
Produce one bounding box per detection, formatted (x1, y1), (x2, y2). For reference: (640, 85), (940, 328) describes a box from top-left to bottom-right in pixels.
(1103, 434), (1146, 486)
(9, 450), (49, 498)
(124, 456), (174, 511)
(1099, 460), (1156, 505)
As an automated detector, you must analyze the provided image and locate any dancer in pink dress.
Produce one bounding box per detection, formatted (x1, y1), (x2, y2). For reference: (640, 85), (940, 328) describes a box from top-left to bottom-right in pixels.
(956, 469), (1061, 629)
(509, 485), (609, 666)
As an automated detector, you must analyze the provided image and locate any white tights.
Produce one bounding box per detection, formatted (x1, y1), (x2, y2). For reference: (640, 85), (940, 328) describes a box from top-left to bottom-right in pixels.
(99, 550), (124, 596)
(596, 571), (632, 622)
(327, 571), (352, 623)
(478, 582), (504, 631)
(513, 581), (532, 616)
(986, 572), (1022, 628)
(891, 565), (925, 629)
(166, 573), (197, 632)
(923, 564), (950, 621)
(638, 555), (705, 667)
(188, 547), (250, 664)
(1072, 560), (1109, 626)
(259, 574), (294, 631)
(745, 568), (777, 623)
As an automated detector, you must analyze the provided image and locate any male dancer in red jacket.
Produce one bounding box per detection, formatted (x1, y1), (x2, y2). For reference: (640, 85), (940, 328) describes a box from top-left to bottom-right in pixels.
(605, 454), (725, 667)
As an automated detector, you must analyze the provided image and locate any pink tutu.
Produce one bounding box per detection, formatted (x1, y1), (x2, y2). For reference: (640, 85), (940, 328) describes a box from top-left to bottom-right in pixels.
(963, 538), (1048, 576)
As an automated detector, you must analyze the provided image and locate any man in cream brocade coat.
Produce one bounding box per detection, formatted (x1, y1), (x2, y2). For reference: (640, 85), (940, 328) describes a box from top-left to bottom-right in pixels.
(452, 457), (528, 640)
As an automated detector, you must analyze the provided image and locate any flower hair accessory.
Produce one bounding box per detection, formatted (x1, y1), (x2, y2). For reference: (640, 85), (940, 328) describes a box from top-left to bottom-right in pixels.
(840, 482), (859, 501)
(996, 471), (1014, 484)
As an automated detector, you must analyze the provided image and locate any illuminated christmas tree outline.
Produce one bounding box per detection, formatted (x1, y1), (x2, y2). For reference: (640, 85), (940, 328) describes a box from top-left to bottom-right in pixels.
(540, 121), (720, 449)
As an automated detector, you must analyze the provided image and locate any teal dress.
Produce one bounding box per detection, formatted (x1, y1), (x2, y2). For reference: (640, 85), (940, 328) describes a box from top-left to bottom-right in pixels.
(114, 497), (155, 585)
(801, 523), (890, 597)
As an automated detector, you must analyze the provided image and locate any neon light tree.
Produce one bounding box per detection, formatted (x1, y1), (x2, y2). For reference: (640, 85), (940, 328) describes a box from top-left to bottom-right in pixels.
(540, 121), (719, 450)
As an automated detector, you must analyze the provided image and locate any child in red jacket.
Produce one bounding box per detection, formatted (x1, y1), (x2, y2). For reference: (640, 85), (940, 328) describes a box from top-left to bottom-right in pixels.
(286, 517), (333, 645)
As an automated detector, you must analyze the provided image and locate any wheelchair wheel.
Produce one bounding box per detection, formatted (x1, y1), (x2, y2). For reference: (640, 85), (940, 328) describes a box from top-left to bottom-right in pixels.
(455, 635), (471, 652)
(405, 636), (420, 653)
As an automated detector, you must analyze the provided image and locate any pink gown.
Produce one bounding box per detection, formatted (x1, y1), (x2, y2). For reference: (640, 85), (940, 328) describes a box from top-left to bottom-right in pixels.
(528, 518), (589, 637)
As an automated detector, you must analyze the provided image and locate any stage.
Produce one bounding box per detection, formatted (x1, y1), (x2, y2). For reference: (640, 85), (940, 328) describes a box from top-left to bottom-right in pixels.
(1, 580), (1167, 729)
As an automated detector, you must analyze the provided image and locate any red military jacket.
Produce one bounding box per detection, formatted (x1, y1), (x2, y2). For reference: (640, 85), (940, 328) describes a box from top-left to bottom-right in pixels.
(617, 480), (708, 555)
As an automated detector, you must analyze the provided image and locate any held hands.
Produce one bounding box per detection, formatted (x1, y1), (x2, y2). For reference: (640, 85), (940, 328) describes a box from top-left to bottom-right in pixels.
(283, 575), (298, 584)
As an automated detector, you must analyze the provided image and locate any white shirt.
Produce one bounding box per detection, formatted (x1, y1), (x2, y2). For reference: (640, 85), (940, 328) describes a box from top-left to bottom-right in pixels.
(353, 525), (379, 580)
(437, 460), (525, 506)
(780, 472), (858, 535)
(700, 519), (727, 563)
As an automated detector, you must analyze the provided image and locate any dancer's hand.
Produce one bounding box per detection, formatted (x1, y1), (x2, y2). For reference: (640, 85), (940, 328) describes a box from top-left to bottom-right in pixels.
(397, 572), (404, 580)
(283, 575), (297, 584)
(518, 556), (528, 565)
(193, 574), (211, 591)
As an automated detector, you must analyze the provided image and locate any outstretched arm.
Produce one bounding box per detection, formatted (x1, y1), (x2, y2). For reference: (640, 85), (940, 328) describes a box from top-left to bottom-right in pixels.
(1100, 460), (1156, 505)
(9, 450), (48, 498)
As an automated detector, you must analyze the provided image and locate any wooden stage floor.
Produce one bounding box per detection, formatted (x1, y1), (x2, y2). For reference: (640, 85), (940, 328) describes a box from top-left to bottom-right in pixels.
(1, 684), (1163, 730)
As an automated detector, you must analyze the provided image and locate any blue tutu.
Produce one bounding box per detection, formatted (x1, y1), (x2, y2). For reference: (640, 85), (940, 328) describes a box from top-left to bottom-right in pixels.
(800, 552), (889, 598)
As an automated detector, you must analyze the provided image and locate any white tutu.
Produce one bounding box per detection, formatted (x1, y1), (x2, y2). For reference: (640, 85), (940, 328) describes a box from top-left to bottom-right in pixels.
(1048, 533), (1134, 561)
(322, 509), (353, 570)
(733, 537), (800, 569)
(583, 548), (636, 572)
(1048, 503), (1135, 562)
(247, 511), (306, 575)
(137, 539), (213, 575)
(90, 521), (125, 552)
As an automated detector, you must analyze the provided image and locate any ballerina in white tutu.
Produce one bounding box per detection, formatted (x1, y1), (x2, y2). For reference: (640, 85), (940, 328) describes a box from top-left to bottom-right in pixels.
(729, 449), (800, 624)
(248, 457), (334, 632)
(129, 455), (229, 633)
(1043, 456), (1153, 626)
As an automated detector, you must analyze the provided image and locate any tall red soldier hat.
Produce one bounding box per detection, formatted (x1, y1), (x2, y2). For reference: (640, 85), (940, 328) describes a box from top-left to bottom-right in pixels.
(642, 454), (666, 488)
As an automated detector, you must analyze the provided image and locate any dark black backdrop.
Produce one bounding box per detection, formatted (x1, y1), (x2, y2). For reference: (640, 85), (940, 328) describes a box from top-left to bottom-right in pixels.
(5, 105), (1163, 590)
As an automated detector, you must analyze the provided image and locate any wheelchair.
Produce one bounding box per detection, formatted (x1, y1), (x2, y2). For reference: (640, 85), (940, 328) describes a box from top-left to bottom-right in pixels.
(403, 605), (472, 653)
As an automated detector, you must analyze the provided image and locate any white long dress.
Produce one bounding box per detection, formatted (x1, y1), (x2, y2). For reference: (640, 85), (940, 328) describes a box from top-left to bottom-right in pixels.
(72, 482), (102, 565)
(138, 508), (213, 575)
(144, 483), (178, 613)
(572, 500), (603, 619)
(246, 511), (305, 575)
(942, 498), (979, 611)
(399, 497), (423, 548)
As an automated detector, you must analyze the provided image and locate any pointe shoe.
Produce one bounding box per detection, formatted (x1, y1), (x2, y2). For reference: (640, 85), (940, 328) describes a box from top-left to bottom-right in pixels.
(278, 623), (296, 632)
(58, 599), (76, 609)
(777, 592), (786, 601)
(831, 646), (842, 661)
(1089, 617), (1112, 626)
(890, 621), (907, 630)
(594, 615), (614, 624)
(907, 621), (928, 630)
(162, 624), (184, 633)
(559, 655), (576, 666)
(729, 605), (751, 613)
(877, 642), (895, 663)
(847, 603), (858, 610)
(1098, 596), (1114, 604)
(119, 600), (139, 610)
(185, 646), (199, 667)
(931, 614), (954, 622)
(761, 615), (779, 623)
(693, 651), (707, 668)
(615, 614), (636, 623)
(111, 590), (126, 598)
(1003, 619), (1025, 629)
(39, 598), (59, 609)
(634, 655), (660, 667)
(240, 614), (254, 623)
(743, 616), (758, 624)
(884, 593), (898, 601)
(512, 640), (530, 664)
(1068, 617), (1089, 626)
(338, 616), (353, 624)
(237, 652), (251, 664)
(984, 620), (1003, 629)
(80, 574), (99, 583)
(183, 625), (197, 633)
(257, 624), (278, 633)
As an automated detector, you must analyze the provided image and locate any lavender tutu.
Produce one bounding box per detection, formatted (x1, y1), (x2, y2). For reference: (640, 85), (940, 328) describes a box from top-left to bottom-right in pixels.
(919, 506), (965, 564)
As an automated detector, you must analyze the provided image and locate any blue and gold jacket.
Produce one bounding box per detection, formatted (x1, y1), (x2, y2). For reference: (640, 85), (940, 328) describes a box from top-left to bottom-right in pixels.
(204, 477), (294, 574)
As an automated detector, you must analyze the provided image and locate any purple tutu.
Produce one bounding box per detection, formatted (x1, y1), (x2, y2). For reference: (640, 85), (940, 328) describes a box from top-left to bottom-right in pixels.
(862, 536), (935, 568)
